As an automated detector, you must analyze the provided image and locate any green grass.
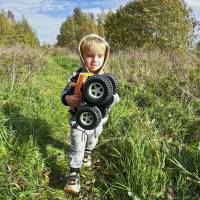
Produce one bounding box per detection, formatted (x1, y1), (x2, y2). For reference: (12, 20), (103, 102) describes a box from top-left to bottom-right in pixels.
(0, 49), (200, 199)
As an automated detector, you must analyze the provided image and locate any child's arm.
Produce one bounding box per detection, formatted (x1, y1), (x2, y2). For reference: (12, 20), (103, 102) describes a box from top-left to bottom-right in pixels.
(64, 95), (82, 112)
(61, 69), (82, 110)
(110, 93), (120, 107)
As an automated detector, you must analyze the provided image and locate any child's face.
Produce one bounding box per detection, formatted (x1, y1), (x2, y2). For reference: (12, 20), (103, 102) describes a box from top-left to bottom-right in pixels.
(83, 46), (105, 73)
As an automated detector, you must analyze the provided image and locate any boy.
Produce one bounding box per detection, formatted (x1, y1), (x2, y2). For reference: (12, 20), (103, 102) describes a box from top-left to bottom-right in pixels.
(61, 34), (120, 193)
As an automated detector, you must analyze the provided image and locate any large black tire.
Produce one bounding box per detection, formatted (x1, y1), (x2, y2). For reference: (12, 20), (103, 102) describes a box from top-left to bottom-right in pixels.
(103, 73), (120, 94)
(98, 106), (108, 118)
(104, 95), (114, 107)
(76, 105), (102, 130)
(83, 75), (113, 105)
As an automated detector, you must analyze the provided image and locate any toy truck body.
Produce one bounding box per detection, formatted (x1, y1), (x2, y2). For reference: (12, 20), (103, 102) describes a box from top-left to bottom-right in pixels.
(72, 72), (93, 97)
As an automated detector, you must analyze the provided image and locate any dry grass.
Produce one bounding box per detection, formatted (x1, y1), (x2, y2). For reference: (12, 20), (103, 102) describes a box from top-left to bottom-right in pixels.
(43, 46), (78, 59)
(0, 44), (47, 90)
(108, 50), (198, 82)
(107, 49), (200, 101)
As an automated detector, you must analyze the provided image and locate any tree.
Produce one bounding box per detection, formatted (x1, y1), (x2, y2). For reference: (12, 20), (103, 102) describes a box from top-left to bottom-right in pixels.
(14, 18), (40, 47)
(104, 0), (196, 50)
(195, 40), (200, 57)
(57, 16), (76, 47)
(57, 7), (98, 48)
(7, 10), (15, 22)
(97, 11), (107, 38)
(0, 10), (40, 47)
(0, 12), (15, 44)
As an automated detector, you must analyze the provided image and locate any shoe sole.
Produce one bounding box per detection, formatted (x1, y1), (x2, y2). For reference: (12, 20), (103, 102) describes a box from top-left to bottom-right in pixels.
(64, 185), (80, 193)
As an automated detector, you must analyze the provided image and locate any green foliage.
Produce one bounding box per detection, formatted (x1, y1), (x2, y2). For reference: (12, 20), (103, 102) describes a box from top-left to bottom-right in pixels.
(0, 53), (69, 199)
(57, 7), (99, 48)
(0, 124), (46, 199)
(0, 12), (15, 44)
(100, 50), (200, 199)
(104, 0), (196, 50)
(96, 12), (107, 38)
(56, 1), (197, 51)
(14, 18), (40, 47)
(195, 41), (200, 57)
(0, 10), (40, 47)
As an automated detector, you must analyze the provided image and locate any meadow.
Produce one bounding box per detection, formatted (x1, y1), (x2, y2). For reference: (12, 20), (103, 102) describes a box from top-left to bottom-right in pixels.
(0, 46), (200, 199)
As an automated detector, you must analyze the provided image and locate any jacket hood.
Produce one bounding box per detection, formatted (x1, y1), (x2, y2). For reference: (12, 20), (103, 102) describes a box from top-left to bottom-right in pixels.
(78, 33), (110, 73)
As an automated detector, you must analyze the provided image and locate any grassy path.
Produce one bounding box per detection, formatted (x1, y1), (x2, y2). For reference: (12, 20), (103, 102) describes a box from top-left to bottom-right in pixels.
(37, 56), (106, 199)
(35, 56), (98, 199)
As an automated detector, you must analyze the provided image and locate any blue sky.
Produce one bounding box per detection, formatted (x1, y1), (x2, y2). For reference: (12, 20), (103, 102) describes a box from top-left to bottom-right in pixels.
(0, 0), (199, 45)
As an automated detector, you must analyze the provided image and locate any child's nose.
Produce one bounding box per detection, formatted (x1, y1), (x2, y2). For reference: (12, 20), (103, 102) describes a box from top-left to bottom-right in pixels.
(94, 55), (98, 61)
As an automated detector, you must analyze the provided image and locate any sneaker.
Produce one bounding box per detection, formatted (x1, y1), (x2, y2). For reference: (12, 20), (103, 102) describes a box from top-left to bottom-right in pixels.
(64, 172), (80, 193)
(83, 151), (92, 167)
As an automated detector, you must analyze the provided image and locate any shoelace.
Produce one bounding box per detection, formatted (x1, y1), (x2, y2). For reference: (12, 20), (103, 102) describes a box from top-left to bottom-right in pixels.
(84, 151), (91, 159)
(68, 174), (79, 185)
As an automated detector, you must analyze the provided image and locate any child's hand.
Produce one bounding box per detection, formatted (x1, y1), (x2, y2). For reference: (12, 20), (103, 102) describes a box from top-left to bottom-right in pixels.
(65, 95), (82, 112)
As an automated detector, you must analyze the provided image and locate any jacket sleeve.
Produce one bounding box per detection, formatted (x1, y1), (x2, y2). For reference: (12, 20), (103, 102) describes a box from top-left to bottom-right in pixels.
(110, 93), (120, 107)
(61, 71), (80, 106)
(61, 81), (71, 106)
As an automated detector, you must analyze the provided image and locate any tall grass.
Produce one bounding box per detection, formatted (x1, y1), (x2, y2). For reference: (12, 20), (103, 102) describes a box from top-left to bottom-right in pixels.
(0, 46), (200, 199)
(99, 50), (200, 199)
(0, 45), (47, 91)
(0, 46), (69, 199)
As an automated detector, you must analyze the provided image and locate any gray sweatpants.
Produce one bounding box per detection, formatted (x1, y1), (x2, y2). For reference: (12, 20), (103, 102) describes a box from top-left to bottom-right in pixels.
(69, 114), (108, 169)
(68, 94), (120, 169)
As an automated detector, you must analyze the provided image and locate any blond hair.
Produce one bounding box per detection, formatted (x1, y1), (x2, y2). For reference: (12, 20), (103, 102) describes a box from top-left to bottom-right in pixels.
(80, 37), (106, 55)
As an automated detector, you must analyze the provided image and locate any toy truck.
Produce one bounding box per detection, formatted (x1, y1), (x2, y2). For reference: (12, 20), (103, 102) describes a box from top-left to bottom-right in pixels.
(71, 72), (119, 130)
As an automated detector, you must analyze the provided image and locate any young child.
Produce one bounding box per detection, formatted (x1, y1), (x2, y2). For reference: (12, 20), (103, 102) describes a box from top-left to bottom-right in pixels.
(61, 34), (120, 193)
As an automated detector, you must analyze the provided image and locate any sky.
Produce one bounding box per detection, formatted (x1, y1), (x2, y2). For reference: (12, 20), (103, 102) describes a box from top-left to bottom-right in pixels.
(0, 0), (200, 45)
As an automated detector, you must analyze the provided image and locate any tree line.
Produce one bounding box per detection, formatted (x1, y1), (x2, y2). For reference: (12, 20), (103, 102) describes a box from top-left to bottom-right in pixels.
(0, 0), (198, 51)
(57, 0), (197, 51)
(0, 10), (39, 47)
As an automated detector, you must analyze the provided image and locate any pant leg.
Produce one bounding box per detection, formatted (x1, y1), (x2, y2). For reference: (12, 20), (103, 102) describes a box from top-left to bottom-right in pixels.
(85, 122), (104, 151)
(69, 127), (87, 169)
(69, 114), (106, 168)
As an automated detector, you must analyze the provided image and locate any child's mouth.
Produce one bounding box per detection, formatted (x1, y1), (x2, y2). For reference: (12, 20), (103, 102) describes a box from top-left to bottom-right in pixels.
(91, 64), (98, 67)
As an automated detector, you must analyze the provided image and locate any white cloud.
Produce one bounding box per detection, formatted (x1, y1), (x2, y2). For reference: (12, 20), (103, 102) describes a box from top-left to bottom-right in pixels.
(185, 0), (200, 8)
(82, 7), (110, 18)
(0, 0), (72, 14)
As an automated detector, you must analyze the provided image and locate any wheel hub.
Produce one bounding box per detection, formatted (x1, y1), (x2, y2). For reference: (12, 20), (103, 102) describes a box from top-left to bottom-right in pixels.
(80, 112), (93, 126)
(88, 83), (104, 99)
